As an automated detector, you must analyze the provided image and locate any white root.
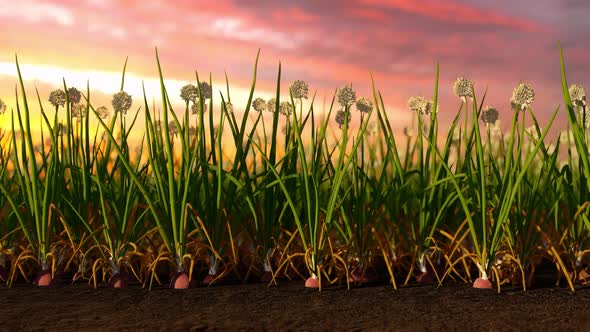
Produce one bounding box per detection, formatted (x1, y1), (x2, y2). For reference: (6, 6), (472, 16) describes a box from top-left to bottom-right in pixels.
(476, 261), (489, 280)
(208, 255), (218, 275)
(263, 249), (272, 273)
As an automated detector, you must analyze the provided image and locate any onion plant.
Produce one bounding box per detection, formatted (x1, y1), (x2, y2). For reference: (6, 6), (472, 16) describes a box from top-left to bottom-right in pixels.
(0, 56), (64, 286)
(546, 44), (590, 289)
(3, 43), (590, 294)
(439, 78), (558, 291)
(0, 126), (16, 281)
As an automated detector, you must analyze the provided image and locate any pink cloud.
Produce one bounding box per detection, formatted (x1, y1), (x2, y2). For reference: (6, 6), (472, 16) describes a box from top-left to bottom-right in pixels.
(357, 0), (543, 32)
(353, 8), (388, 20)
(0, 0), (585, 136)
(272, 6), (320, 23)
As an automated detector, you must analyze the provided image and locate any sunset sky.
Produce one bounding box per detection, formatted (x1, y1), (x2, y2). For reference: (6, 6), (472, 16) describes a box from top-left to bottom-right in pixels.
(0, 0), (589, 137)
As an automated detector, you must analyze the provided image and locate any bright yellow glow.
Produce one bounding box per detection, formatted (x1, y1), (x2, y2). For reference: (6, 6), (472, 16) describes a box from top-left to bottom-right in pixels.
(0, 61), (275, 108)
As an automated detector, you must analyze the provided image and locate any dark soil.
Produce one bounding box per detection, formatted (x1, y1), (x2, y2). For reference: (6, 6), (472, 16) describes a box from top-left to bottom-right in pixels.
(1, 280), (590, 331)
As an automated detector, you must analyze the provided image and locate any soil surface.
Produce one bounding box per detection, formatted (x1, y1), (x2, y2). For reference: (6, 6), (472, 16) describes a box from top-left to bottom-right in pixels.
(1, 280), (590, 331)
